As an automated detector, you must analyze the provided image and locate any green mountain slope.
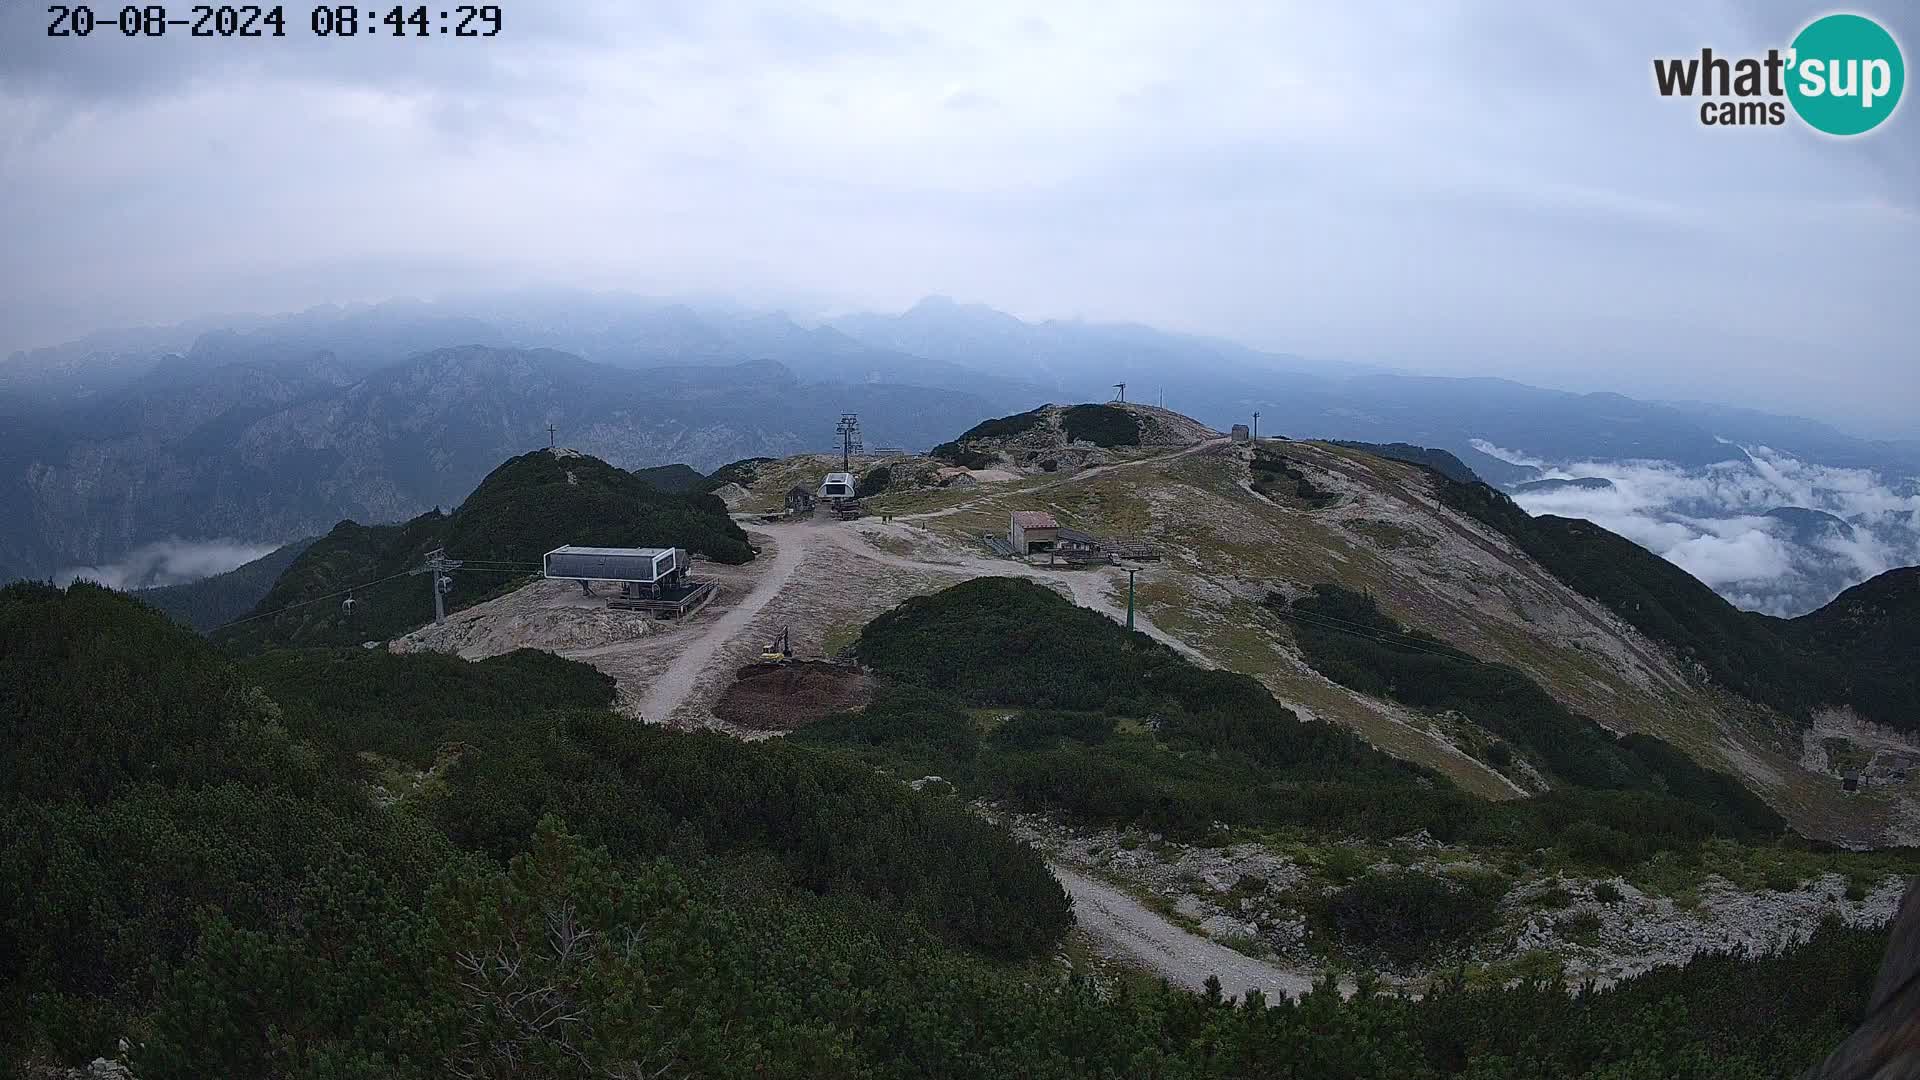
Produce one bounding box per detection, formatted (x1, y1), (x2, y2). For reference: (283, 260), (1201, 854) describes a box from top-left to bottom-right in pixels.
(1281, 583), (1782, 839)
(807, 577), (1776, 858)
(217, 449), (750, 651)
(1326, 441), (1483, 485)
(823, 426), (1911, 843)
(630, 462), (707, 492)
(1788, 567), (1920, 728)
(1431, 473), (1918, 732)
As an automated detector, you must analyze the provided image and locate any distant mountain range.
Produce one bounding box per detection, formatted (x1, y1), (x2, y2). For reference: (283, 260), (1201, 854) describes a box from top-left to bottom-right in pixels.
(2, 292), (1914, 602)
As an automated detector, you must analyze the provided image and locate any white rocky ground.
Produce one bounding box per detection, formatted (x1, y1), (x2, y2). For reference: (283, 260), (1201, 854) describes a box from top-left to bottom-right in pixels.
(1509, 872), (1906, 984)
(1015, 812), (1909, 990)
(390, 577), (675, 658)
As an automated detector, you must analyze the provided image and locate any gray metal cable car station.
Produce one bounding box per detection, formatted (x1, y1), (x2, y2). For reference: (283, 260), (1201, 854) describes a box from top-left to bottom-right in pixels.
(542, 545), (711, 615)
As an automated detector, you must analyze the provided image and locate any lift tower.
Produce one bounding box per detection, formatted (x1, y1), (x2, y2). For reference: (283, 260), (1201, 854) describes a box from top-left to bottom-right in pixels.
(413, 548), (462, 625)
(836, 413), (863, 470)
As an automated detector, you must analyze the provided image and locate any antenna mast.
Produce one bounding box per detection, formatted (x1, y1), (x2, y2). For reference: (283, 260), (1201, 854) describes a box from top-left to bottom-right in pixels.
(1113, 382), (1126, 403)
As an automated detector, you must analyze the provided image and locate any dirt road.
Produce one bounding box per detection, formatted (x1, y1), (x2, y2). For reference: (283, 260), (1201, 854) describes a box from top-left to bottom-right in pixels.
(633, 523), (808, 724)
(1050, 864), (1326, 1002)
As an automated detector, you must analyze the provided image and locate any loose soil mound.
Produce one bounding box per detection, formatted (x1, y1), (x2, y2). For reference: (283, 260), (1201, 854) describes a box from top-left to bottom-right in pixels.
(715, 659), (873, 730)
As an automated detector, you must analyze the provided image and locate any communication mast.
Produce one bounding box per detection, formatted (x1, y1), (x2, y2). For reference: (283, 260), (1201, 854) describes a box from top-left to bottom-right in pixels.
(836, 413), (863, 470)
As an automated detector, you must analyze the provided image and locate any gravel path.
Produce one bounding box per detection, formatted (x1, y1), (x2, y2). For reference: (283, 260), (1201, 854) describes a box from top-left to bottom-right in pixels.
(1050, 864), (1324, 1002)
(634, 523), (808, 724)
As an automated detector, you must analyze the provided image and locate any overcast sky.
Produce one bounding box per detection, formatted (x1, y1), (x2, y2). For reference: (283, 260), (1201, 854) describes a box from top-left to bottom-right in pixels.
(1, 1), (1914, 436)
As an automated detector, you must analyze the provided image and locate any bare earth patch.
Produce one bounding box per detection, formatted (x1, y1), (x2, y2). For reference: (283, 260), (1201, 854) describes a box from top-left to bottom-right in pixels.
(714, 660), (872, 730)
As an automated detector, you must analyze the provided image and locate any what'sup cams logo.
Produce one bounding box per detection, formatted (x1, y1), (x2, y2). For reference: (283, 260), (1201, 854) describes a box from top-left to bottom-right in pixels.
(1654, 13), (1904, 134)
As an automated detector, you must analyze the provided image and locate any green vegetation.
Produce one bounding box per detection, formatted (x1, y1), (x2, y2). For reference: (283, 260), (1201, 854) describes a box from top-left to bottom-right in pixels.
(1327, 441), (1483, 484)
(1823, 737), (1872, 774)
(1252, 447), (1337, 507)
(703, 454), (773, 491)
(809, 579), (1773, 863)
(1315, 871), (1499, 967)
(1790, 567), (1920, 732)
(235, 646), (616, 772)
(0, 579), (1902, 1078)
(1617, 837), (1920, 902)
(957, 405), (1049, 442)
(833, 576), (1420, 837)
(134, 536), (318, 631)
(217, 450), (751, 651)
(1434, 476), (1920, 731)
(239, 647), (1067, 959)
(1281, 583), (1783, 843)
(1, 582), (321, 804)
(442, 451), (748, 566)
(930, 440), (997, 469)
(1436, 476), (1813, 709)
(628, 462), (706, 492)
(860, 464), (893, 496)
(2, 582), (1061, 1075)
(1060, 403), (1141, 447)
(1346, 519), (1436, 550)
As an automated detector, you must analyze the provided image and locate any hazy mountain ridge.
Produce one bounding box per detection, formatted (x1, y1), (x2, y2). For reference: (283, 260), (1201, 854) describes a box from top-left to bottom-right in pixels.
(3, 294), (1913, 614)
(0, 335), (994, 582)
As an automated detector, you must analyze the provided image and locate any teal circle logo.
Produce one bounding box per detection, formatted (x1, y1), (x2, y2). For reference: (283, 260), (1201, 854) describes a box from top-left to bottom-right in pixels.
(1787, 14), (1904, 135)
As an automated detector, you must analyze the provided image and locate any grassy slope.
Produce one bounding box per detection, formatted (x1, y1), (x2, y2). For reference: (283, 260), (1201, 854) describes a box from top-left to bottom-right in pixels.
(829, 437), (1896, 842)
(712, 421), (1912, 843)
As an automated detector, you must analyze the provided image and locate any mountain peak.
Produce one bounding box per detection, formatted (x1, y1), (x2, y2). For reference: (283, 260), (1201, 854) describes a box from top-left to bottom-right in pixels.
(902, 295), (1021, 325)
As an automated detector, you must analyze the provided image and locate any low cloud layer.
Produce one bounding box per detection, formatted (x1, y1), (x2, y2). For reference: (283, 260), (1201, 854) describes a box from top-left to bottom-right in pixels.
(1499, 446), (1920, 616)
(55, 539), (277, 591)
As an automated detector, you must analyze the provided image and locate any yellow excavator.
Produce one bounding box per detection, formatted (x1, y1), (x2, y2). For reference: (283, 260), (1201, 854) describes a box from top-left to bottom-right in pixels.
(761, 626), (793, 663)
